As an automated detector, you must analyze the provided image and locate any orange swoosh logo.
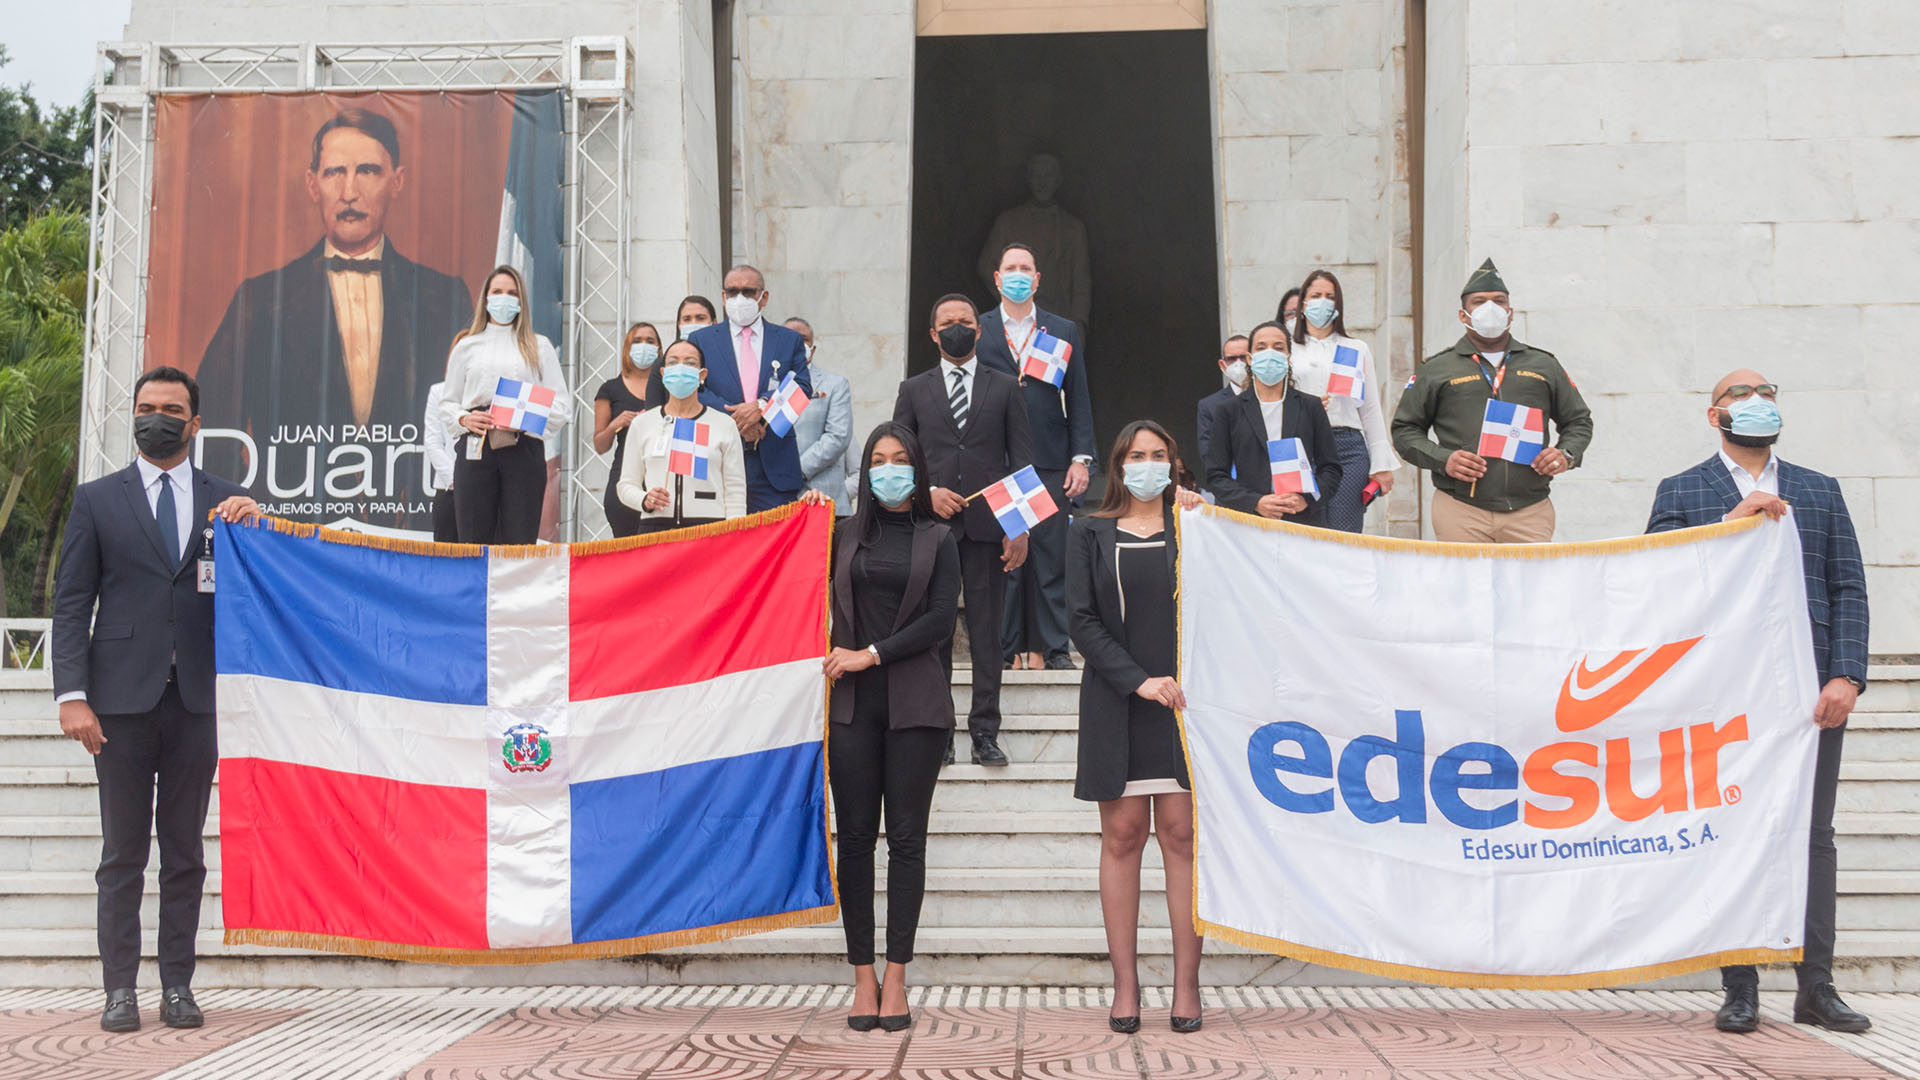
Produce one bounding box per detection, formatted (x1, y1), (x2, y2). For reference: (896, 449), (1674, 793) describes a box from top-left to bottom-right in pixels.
(1555, 637), (1703, 733)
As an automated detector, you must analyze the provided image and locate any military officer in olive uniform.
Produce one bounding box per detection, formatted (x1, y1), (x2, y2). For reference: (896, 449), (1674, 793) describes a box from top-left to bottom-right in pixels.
(1391, 259), (1594, 543)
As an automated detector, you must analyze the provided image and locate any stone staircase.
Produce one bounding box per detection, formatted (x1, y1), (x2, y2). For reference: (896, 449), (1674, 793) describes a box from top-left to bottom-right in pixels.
(3, 657), (1918, 989)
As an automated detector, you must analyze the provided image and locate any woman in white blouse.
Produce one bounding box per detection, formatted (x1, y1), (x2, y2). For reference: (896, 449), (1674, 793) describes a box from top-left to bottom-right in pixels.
(439, 265), (569, 544)
(617, 339), (747, 532)
(1287, 269), (1399, 533)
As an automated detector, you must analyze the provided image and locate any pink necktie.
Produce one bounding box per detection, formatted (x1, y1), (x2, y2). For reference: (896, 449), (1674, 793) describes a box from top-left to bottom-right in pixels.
(738, 325), (759, 402)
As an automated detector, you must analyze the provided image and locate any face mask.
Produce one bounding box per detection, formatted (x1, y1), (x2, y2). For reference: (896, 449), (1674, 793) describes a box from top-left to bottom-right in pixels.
(1223, 360), (1249, 389)
(678, 320), (705, 339)
(1249, 348), (1290, 387)
(629, 342), (659, 369)
(1122, 460), (1172, 501)
(659, 364), (702, 399)
(999, 271), (1036, 304)
(486, 295), (520, 324)
(133, 413), (189, 459)
(1302, 297), (1338, 328)
(938, 324), (978, 358)
(869, 463), (916, 507)
(1720, 397), (1781, 447)
(724, 293), (761, 327)
(1467, 299), (1511, 339)
(1283, 314), (1299, 335)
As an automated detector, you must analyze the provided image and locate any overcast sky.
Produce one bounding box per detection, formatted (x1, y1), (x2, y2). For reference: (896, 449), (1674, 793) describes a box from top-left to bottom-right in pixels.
(3, 0), (132, 106)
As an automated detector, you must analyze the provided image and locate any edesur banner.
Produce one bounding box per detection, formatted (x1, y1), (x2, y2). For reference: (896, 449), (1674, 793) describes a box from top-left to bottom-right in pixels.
(1177, 508), (1820, 987)
(144, 90), (563, 534)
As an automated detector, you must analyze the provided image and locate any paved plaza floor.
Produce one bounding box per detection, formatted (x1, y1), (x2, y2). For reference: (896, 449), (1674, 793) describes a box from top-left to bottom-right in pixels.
(4, 985), (1920, 1079)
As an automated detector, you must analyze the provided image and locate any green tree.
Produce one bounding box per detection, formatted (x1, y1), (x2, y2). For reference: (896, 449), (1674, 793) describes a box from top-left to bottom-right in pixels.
(0, 46), (93, 230)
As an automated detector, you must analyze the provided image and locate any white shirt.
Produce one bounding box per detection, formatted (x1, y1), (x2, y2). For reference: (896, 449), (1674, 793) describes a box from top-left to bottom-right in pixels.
(1288, 333), (1400, 475)
(422, 382), (455, 491)
(1259, 397), (1286, 441)
(999, 303), (1037, 355)
(1480, 350), (1507, 368)
(137, 456), (194, 563)
(438, 322), (570, 442)
(942, 356), (978, 407)
(1719, 449), (1779, 500)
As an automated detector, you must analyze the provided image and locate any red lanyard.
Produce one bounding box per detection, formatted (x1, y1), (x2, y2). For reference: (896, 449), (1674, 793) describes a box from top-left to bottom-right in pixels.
(1475, 354), (1507, 397)
(1005, 321), (1037, 371)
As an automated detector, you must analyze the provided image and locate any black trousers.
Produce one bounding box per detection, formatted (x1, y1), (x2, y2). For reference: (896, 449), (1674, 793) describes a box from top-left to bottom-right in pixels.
(453, 433), (545, 544)
(431, 488), (460, 542)
(829, 678), (946, 966)
(1002, 467), (1071, 661)
(94, 680), (217, 991)
(603, 488), (643, 538)
(950, 538), (1007, 737)
(1724, 723), (1845, 991)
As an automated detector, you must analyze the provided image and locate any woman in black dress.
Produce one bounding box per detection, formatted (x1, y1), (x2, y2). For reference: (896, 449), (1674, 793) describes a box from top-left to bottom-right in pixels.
(592, 321), (668, 537)
(805, 421), (959, 1033)
(1068, 419), (1205, 1034)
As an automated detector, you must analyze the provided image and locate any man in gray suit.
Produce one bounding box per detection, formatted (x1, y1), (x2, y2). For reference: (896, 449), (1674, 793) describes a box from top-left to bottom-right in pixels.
(785, 317), (855, 516)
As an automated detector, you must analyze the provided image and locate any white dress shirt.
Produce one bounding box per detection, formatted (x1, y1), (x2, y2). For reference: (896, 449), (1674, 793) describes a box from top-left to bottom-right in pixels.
(438, 322), (570, 443)
(1719, 449), (1779, 501)
(422, 382), (455, 491)
(1288, 332), (1399, 475)
(57, 457), (193, 705)
(999, 303), (1037, 356)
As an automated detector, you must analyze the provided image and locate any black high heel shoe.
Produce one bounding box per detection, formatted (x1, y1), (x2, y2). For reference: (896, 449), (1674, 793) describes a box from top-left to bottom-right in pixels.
(878, 1012), (912, 1032)
(1170, 1013), (1203, 1033)
(1109, 987), (1141, 1034)
(847, 1013), (879, 1032)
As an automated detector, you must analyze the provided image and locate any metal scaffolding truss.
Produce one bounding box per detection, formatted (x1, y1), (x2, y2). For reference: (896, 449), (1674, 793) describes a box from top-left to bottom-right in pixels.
(80, 37), (631, 540)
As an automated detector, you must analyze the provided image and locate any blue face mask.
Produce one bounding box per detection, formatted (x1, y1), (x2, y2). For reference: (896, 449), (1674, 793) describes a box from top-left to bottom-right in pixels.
(629, 342), (659, 369)
(999, 271), (1036, 304)
(659, 364), (702, 399)
(1302, 297), (1338, 328)
(869, 463), (916, 507)
(1723, 396), (1781, 437)
(1122, 460), (1172, 501)
(1249, 348), (1289, 387)
(486, 295), (520, 324)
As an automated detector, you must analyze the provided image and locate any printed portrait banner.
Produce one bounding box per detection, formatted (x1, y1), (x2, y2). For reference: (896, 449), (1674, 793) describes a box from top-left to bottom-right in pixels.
(212, 503), (836, 964)
(146, 90), (565, 535)
(1176, 507), (1821, 987)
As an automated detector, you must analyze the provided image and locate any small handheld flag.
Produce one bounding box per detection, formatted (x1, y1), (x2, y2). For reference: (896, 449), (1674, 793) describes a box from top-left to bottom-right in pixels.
(1020, 330), (1073, 388)
(761, 372), (812, 438)
(666, 418), (713, 480)
(1326, 345), (1365, 401)
(489, 378), (557, 436)
(1268, 438), (1320, 499)
(1478, 399), (1546, 466)
(981, 465), (1060, 540)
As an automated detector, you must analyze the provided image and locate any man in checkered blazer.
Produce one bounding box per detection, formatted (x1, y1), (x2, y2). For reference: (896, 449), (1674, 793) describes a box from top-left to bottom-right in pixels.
(1647, 368), (1871, 1037)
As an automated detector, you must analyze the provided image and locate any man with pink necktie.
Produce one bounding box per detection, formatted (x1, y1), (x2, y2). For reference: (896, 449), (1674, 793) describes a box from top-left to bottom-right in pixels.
(690, 264), (814, 512)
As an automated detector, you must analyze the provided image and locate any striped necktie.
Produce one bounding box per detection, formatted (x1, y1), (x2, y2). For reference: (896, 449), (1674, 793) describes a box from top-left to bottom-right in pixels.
(948, 367), (969, 428)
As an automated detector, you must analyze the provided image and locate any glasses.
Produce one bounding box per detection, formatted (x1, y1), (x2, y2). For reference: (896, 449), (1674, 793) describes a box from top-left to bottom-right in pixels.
(720, 286), (761, 298)
(1715, 383), (1779, 404)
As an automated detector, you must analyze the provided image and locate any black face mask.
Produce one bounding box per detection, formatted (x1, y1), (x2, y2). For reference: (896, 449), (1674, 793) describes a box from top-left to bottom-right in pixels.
(134, 413), (190, 459)
(937, 324), (978, 359)
(1716, 410), (1779, 449)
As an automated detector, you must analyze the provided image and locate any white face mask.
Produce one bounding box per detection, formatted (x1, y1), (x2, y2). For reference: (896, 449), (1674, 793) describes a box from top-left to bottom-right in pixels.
(678, 320), (706, 337)
(724, 293), (762, 327)
(1467, 300), (1511, 339)
(1223, 360), (1248, 389)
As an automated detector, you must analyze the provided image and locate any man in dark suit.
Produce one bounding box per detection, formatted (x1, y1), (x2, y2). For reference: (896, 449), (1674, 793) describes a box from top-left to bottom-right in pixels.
(53, 367), (259, 1033)
(1647, 368), (1871, 1037)
(893, 293), (1034, 765)
(196, 107), (471, 528)
(691, 264), (814, 512)
(976, 243), (1094, 672)
(1195, 333), (1250, 472)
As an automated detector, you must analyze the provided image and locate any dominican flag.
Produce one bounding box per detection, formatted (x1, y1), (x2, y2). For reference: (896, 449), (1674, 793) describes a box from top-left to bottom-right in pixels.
(667, 418), (712, 480)
(1326, 345), (1365, 401)
(1020, 330), (1073, 388)
(1268, 438), (1320, 499)
(1479, 399), (1546, 465)
(982, 465), (1059, 540)
(489, 378), (558, 436)
(211, 505), (835, 963)
(761, 372), (811, 438)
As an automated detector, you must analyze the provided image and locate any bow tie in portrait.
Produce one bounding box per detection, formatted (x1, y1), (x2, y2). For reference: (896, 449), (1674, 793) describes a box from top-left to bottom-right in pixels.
(324, 256), (383, 273)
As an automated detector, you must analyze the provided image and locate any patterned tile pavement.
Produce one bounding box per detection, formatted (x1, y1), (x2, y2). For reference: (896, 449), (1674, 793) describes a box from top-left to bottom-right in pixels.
(3, 986), (1920, 1080)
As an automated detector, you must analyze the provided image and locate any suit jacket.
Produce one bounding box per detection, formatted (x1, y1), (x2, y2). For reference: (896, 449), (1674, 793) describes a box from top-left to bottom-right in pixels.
(1647, 455), (1869, 690)
(690, 320), (814, 494)
(891, 361), (1035, 542)
(976, 305), (1094, 471)
(196, 240), (472, 511)
(52, 463), (248, 715)
(796, 366), (854, 510)
(1067, 510), (1189, 801)
(1195, 385), (1240, 473)
(829, 515), (961, 730)
(1203, 386), (1342, 527)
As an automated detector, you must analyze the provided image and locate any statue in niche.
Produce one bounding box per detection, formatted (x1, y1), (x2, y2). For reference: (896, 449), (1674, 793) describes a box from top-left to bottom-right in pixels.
(977, 153), (1092, 326)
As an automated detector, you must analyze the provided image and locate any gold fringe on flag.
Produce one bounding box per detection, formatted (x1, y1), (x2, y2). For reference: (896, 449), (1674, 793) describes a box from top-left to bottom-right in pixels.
(1190, 500), (1763, 559)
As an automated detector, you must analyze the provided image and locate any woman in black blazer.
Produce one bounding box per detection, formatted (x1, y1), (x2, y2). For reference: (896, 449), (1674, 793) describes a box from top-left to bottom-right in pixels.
(808, 421), (960, 1034)
(1068, 419), (1206, 1035)
(1201, 320), (1342, 526)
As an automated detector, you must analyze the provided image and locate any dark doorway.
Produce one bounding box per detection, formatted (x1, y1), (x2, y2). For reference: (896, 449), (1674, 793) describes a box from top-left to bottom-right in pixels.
(908, 30), (1221, 478)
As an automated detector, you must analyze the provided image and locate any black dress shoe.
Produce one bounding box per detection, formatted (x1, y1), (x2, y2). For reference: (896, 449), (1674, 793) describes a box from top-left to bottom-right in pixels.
(1714, 984), (1760, 1033)
(1795, 982), (1871, 1032)
(971, 734), (1009, 766)
(1110, 988), (1140, 1034)
(101, 988), (139, 1033)
(1171, 1014), (1203, 1033)
(942, 738), (955, 766)
(847, 1013), (879, 1032)
(162, 986), (204, 1029)
(1044, 654), (1077, 670)
(878, 1012), (912, 1032)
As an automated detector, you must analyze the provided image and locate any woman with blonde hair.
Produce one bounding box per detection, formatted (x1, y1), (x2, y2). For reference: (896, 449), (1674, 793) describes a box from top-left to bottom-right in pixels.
(439, 265), (569, 544)
(593, 321), (668, 537)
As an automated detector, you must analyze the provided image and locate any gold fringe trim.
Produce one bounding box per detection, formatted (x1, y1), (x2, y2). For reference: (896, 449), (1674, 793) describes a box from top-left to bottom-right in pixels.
(564, 500), (812, 557)
(224, 902), (839, 966)
(1196, 918), (1801, 989)
(1191, 501), (1763, 559)
(246, 515), (487, 558)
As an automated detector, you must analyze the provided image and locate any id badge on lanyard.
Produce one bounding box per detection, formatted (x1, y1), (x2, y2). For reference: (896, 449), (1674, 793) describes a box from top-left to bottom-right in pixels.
(196, 527), (216, 594)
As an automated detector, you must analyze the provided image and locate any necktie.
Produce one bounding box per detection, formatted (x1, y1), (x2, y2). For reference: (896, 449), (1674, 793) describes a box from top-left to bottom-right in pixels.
(737, 325), (759, 402)
(155, 473), (180, 566)
(949, 368), (969, 429)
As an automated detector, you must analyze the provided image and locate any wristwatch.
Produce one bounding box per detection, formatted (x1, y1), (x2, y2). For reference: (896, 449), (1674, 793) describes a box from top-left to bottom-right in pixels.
(867, 644), (882, 666)
(1846, 675), (1866, 693)
(1072, 455), (1093, 467)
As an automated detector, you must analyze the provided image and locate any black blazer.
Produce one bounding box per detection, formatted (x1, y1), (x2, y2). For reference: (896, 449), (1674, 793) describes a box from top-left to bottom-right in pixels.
(829, 515), (961, 730)
(1194, 385), (1239, 471)
(1067, 510), (1189, 801)
(891, 361), (1036, 542)
(52, 462), (248, 715)
(976, 305), (1095, 470)
(1202, 385), (1342, 528)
